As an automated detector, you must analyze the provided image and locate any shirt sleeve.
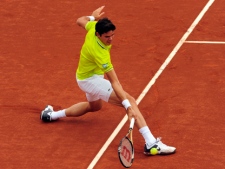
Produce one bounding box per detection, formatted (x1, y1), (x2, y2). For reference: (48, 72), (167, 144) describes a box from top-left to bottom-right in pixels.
(85, 21), (97, 31)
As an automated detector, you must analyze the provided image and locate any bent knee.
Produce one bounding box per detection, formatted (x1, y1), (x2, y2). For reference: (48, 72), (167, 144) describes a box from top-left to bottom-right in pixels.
(88, 100), (102, 112)
(89, 104), (102, 112)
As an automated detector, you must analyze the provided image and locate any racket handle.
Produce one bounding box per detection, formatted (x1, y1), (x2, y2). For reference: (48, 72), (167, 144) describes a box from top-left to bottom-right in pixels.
(130, 118), (135, 129)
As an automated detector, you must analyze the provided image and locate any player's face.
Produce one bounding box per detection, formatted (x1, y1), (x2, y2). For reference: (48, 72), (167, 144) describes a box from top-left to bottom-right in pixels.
(97, 31), (115, 46)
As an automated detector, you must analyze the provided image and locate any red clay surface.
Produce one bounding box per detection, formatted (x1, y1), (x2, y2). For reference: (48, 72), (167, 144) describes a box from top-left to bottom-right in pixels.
(1, 0), (225, 169)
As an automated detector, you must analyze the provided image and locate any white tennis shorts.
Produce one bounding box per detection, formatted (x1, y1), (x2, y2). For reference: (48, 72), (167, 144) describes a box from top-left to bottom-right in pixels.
(77, 75), (113, 102)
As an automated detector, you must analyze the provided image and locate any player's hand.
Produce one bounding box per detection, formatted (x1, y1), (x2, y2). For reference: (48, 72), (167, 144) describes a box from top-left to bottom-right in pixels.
(127, 107), (137, 120)
(91, 6), (105, 20)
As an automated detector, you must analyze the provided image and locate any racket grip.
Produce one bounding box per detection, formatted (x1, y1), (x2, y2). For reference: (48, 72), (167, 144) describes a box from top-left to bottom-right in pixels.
(129, 118), (135, 129)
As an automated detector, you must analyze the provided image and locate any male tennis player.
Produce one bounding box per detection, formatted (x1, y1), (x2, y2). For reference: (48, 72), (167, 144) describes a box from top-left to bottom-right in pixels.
(41, 6), (176, 155)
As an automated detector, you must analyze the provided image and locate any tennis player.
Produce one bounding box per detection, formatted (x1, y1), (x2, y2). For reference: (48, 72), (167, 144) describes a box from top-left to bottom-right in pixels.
(40, 6), (176, 155)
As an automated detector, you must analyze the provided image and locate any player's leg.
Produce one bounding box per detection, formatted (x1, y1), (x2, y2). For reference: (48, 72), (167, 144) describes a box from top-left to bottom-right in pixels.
(108, 90), (176, 155)
(40, 100), (102, 121)
(41, 75), (108, 122)
(108, 91), (156, 142)
(108, 91), (148, 128)
(65, 99), (102, 117)
(64, 79), (104, 117)
(65, 75), (112, 117)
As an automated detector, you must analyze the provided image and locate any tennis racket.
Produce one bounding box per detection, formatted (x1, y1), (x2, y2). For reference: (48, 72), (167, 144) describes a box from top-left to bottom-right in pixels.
(118, 118), (135, 168)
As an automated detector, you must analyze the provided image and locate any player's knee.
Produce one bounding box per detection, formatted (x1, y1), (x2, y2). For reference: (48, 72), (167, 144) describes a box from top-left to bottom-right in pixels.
(90, 104), (102, 112)
(88, 100), (102, 112)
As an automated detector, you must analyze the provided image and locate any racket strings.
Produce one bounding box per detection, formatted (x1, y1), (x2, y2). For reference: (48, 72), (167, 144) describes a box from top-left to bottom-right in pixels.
(119, 138), (133, 166)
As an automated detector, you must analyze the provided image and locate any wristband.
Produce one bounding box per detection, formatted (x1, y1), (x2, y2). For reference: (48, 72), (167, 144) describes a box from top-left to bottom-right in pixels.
(87, 16), (95, 21)
(122, 99), (131, 110)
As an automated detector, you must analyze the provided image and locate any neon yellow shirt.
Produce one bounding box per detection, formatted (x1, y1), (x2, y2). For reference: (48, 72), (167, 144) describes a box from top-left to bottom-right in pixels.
(76, 21), (113, 80)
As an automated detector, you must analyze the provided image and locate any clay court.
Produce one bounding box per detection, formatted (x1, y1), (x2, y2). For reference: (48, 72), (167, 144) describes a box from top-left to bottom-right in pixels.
(1, 0), (225, 168)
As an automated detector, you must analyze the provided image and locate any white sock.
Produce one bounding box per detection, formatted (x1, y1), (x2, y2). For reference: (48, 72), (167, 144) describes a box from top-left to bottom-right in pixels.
(51, 109), (66, 120)
(139, 126), (156, 149)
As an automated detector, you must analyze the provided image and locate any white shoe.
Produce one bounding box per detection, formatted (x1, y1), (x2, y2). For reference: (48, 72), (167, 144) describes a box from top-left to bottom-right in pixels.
(40, 105), (54, 122)
(144, 138), (176, 155)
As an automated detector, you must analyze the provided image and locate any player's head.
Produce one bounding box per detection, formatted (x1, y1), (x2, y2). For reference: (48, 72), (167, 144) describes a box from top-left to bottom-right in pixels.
(95, 18), (116, 46)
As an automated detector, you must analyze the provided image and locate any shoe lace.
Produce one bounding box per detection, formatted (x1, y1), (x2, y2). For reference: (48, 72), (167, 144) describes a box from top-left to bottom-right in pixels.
(147, 137), (162, 149)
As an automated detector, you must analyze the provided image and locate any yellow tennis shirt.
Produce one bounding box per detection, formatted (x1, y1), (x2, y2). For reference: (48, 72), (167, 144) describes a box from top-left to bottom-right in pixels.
(76, 21), (113, 80)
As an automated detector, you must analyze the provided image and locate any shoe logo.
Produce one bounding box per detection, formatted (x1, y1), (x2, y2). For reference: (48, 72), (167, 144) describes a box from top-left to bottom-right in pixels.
(155, 146), (161, 152)
(157, 147), (161, 151)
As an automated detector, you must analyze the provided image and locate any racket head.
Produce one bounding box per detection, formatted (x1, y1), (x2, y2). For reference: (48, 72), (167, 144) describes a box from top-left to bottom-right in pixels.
(118, 136), (134, 168)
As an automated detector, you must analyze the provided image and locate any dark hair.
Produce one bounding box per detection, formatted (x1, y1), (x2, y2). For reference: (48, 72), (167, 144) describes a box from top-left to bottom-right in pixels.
(95, 18), (116, 36)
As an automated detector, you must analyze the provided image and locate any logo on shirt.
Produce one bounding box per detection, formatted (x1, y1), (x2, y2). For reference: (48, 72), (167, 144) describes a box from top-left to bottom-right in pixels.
(102, 63), (108, 69)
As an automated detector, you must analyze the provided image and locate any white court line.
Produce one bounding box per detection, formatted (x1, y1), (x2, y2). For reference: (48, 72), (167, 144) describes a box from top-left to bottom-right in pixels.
(185, 40), (225, 44)
(87, 0), (215, 168)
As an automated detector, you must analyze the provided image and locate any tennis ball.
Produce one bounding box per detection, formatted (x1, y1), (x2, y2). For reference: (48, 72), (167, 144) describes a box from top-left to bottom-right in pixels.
(150, 148), (158, 155)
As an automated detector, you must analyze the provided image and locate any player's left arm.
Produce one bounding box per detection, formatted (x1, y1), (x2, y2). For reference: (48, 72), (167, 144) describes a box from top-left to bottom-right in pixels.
(76, 6), (105, 29)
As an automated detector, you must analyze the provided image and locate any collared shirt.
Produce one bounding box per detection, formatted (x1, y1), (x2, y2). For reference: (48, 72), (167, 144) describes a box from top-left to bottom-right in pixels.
(76, 21), (113, 80)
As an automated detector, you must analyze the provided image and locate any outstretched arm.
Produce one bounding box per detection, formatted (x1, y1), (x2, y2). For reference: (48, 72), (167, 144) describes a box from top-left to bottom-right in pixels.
(106, 69), (126, 101)
(76, 6), (105, 29)
(106, 69), (137, 119)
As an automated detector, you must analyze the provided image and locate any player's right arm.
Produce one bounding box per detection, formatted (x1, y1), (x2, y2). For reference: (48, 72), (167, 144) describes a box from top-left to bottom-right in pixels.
(106, 69), (137, 119)
(76, 6), (105, 29)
